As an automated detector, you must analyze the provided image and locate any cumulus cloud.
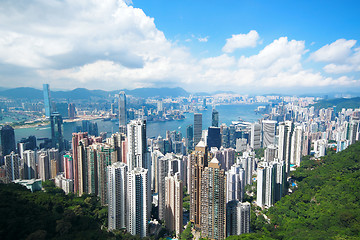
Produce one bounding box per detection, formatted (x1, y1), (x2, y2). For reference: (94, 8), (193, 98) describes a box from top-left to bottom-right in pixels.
(321, 46), (360, 74)
(310, 39), (356, 62)
(0, 0), (358, 92)
(222, 30), (260, 53)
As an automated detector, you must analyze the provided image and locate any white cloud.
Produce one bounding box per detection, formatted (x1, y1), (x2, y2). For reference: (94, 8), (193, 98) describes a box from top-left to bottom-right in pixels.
(310, 39), (356, 62)
(222, 30), (260, 53)
(0, 1), (358, 92)
(198, 36), (209, 42)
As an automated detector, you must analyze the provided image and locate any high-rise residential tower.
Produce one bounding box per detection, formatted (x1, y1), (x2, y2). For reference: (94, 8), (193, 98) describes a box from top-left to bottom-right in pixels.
(108, 162), (128, 230)
(250, 123), (261, 149)
(127, 119), (149, 171)
(200, 157), (226, 240)
(226, 164), (245, 203)
(262, 120), (277, 148)
(165, 172), (183, 237)
(226, 200), (250, 237)
(189, 140), (208, 229)
(4, 152), (20, 183)
(127, 167), (150, 238)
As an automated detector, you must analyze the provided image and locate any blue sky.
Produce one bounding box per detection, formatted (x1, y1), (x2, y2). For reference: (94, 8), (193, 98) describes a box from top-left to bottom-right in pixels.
(0, 0), (359, 94)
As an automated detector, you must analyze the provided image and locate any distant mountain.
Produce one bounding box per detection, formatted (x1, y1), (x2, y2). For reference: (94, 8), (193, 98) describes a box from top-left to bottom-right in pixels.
(0, 87), (43, 99)
(312, 97), (360, 111)
(0, 86), (189, 100)
(51, 88), (109, 100)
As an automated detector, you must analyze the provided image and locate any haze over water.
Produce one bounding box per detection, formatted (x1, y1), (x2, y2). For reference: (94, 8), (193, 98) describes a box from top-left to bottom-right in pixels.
(14, 104), (263, 143)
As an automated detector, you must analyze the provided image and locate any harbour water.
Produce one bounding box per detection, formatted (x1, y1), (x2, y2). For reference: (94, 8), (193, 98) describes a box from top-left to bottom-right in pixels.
(14, 103), (264, 143)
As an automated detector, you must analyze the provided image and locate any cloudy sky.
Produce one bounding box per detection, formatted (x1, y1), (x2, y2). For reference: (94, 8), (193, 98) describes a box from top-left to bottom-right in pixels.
(0, 0), (359, 94)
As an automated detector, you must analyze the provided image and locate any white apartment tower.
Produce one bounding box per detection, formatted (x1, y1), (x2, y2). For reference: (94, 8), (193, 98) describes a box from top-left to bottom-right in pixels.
(226, 200), (250, 237)
(262, 120), (277, 148)
(250, 123), (261, 149)
(127, 119), (150, 171)
(108, 162), (128, 230)
(127, 167), (150, 238)
(226, 164), (245, 203)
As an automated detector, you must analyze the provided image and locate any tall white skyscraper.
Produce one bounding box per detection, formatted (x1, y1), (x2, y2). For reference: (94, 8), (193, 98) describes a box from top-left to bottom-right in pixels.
(250, 123), (261, 149)
(127, 167), (150, 238)
(278, 121), (293, 174)
(23, 150), (36, 179)
(119, 91), (127, 127)
(240, 155), (254, 186)
(194, 113), (202, 146)
(4, 152), (20, 183)
(127, 119), (150, 171)
(257, 160), (286, 207)
(226, 200), (250, 237)
(290, 126), (303, 166)
(226, 164), (245, 203)
(262, 120), (277, 148)
(108, 162), (128, 230)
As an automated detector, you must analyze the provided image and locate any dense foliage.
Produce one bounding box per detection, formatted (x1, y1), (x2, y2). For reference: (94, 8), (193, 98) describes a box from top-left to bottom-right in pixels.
(0, 181), (111, 240)
(227, 141), (360, 239)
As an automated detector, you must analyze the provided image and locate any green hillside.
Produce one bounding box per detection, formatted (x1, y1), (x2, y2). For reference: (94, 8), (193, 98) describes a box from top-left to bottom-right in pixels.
(228, 142), (360, 239)
(312, 97), (360, 111)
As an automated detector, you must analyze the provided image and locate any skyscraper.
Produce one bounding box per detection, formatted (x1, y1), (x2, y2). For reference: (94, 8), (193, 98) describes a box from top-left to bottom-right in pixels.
(50, 112), (64, 151)
(212, 108), (219, 127)
(226, 201), (250, 237)
(22, 150), (36, 179)
(257, 160), (285, 208)
(250, 123), (261, 149)
(4, 152), (19, 183)
(108, 162), (128, 230)
(158, 155), (169, 220)
(63, 154), (74, 180)
(43, 83), (51, 118)
(190, 140), (208, 229)
(207, 126), (221, 149)
(72, 132), (88, 194)
(68, 103), (76, 119)
(186, 124), (194, 151)
(278, 121), (293, 174)
(97, 143), (115, 205)
(290, 126), (303, 166)
(226, 164), (245, 203)
(119, 91), (127, 127)
(127, 167), (150, 238)
(200, 157), (226, 240)
(262, 120), (277, 148)
(38, 153), (50, 181)
(127, 119), (149, 171)
(165, 172), (183, 237)
(1, 125), (16, 165)
(194, 113), (202, 146)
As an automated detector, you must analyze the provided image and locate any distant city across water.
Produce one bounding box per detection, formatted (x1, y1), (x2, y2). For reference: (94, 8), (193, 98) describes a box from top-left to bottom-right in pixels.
(14, 103), (264, 144)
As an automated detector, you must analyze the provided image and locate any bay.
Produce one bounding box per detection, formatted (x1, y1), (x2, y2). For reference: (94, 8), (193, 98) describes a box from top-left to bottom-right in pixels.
(14, 103), (263, 143)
